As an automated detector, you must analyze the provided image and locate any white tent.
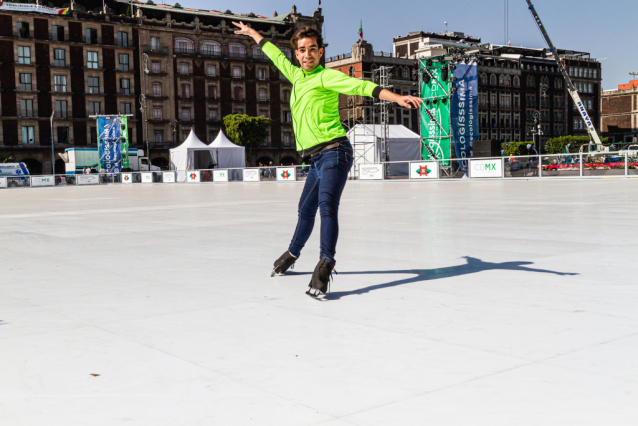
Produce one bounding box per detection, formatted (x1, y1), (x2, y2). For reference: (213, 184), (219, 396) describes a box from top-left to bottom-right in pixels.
(208, 130), (246, 169)
(347, 124), (421, 176)
(169, 129), (217, 181)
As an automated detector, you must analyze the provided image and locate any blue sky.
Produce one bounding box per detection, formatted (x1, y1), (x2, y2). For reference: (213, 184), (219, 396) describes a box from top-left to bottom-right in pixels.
(185, 0), (637, 90)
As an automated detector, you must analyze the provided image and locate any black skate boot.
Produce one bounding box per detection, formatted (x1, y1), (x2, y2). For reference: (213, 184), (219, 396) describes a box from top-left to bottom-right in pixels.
(306, 259), (336, 300)
(271, 251), (298, 277)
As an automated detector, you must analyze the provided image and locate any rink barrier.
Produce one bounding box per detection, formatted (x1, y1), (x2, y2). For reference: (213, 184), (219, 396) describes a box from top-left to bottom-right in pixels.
(2, 152), (638, 189)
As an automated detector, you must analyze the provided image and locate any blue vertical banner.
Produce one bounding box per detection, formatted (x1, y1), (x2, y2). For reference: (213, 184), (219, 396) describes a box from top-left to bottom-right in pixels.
(97, 116), (122, 174)
(451, 63), (478, 174)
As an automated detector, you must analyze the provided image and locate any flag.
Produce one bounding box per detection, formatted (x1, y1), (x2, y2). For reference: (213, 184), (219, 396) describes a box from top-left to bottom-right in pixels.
(358, 20), (362, 39)
(319, 0), (321, 5)
(508, 40), (511, 46)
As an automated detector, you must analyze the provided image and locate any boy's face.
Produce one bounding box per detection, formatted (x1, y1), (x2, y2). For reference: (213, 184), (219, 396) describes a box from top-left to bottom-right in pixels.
(295, 37), (324, 72)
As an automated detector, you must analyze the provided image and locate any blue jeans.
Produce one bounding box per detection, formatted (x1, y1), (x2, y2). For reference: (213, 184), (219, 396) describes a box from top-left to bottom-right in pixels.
(288, 141), (354, 266)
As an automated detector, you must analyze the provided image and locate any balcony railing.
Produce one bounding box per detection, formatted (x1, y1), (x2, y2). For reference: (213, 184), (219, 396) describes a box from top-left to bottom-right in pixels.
(55, 110), (68, 119)
(228, 51), (247, 59)
(174, 47), (195, 55)
(82, 35), (102, 45)
(144, 45), (169, 55)
(200, 50), (222, 57)
(20, 109), (35, 118)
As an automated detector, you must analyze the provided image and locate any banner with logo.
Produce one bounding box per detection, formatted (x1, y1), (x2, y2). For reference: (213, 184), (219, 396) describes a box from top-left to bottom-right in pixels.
(142, 172), (153, 183)
(420, 56), (451, 165)
(451, 63), (478, 174)
(276, 167), (296, 181)
(359, 164), (383, 180)
(0, 2), (70, 15)
(162, 172), (175, 183)
(469, 159), (503, 178)
(409, 162), (439, 179)
(120, 117), (130, 169)
(122, 173), (133, 184)
(187, 171), (200, 182)
(97, 116), (122, 174)
(213, 170), (228, 182)
(243, 169), (260, 182)
(77, 175), (99, 185)
(31, 176), (54, 187)
(0, 177), (7, 188)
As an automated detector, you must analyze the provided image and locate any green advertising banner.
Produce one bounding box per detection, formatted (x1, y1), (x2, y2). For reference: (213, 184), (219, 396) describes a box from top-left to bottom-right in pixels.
(120, 116), (130, 169)
(420, 57), (452, 164)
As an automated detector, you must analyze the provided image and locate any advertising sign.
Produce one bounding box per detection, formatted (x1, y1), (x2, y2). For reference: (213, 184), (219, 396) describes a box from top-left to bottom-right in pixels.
(420, 56), (451, 164)
(451, 63), (478, 174)
(469, 159), (503, 178)
(359, 164), (383, 180)
(31, 176), (54, 187)
(243, 169), (260, 182)
(276, 167), (296, 182)
(77, 175), (99, 185)
(97, 116), (122, 174)
(0, 177), (7, 188)
(120, 117), (130, 169)
(409, 162), (439, 179)
(142, 172), (153, 183)
(213, 170), (229, 182)
(162, 172), (175, 183)
(122, 173), (133, 184)
(0, 2), (70, 14)
(187, 171), (200, 183)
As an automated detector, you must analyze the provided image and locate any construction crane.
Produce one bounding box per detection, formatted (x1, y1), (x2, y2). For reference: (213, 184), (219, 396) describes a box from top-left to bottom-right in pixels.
(525, 0), (605, 151)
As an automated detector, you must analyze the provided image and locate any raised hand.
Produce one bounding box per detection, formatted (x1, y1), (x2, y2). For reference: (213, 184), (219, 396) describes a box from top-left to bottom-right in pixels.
(232, 21), (263, 43)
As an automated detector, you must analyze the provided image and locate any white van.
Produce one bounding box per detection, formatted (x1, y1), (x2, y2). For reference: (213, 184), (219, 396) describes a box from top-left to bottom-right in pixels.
(0, 163), (30, 187)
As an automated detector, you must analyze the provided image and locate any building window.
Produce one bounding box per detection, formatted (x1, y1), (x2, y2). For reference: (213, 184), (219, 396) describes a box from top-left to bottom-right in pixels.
(120, 102), (132, 115)
(504, 75), (511, 87)
(18, 46), (31, 64)
(117, 31), (129, 47)
(527, 75), (535, 87)
(480, 74), (488, 85)
(153, 107), (162, 119)
(258, 68), (266, 80)
(233, 86), (243, 101)
(490, 92), (497, 107)
(593, 69), (598, 79)
(208, 85), (217, 99)
(403, 68), (409, 79)
(21, 126), (35, 144)
(179, 62), (189, 75)
(180, 84), (190, 98)
(150, 36), (160, 49)
(174, 37), (195, 54)
(20, 99), (34, 117)
(151, 61), (161, 73)
(209, 130), (218, 142)
(233, 66), (242, 78)
(57, 126), (69, 144)
(498, 75), (504, 86)
(234, 108), (244, 115)
(283, 89), (290, 102)
(90, 127), (97, 144)
(152, 82), (162, 96)
(85, 28), (98, 44)
(89, 101), (101, 115)
(120, 78), (130, 95)
(55, 100), (68, 118)
(283, 132), (291, 147)
(200, 40), (221, 56)
(259, 88), (267, 101)
(154, 130), (164, 143)
(207, 64), (216, 77)
(118, 54), (129, 71)
(489, 74), (497, 85)
(281, 47), (292, 60)
(17, 22), (30, 39)
(88, 77), (99, 94)
(54, 75), (67, 92)
(52, 26), (65, 42)
(209, 108), (218, 121)
(87, 51), (98, 69)
(283, 111), (292, 122)
(181, 107), (191, 121)
(53, 49), (66, 67)
(19, 73), (32, 91)
(228, 42), (246, 58)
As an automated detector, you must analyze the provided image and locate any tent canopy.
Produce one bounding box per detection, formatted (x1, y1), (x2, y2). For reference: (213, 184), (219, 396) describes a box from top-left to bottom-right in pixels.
(169, 129), (217, 175)
(208, 130), (246, 170)
(347, 124), (421, 167)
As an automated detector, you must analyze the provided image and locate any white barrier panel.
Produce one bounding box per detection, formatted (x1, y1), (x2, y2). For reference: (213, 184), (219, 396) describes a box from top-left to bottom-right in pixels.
(142, 172), (153, 183)
(31, 176), (55, 187)
(359, 164), (383, 180)
(122, 173), (133, 184)
(77, 175), (99, 185)
(213, 170), (229, 182)
(470, 158), (503, 178)
(187, 171), (200, 183)
(163, 172), (175, 183)
(243, 169), (260, 182)
(410, 162), (439, 179)
(276, 167), (296, 181)
(0, 177), (7, 188)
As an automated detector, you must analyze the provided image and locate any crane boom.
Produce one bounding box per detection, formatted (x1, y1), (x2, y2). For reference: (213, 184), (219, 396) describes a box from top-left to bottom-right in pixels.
(525, 0), (602, 146)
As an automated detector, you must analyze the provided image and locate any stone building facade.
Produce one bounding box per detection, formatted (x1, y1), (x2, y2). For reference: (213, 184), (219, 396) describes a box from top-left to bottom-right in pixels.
(601, 80), (638, 145)
(0, 0), (323, 173)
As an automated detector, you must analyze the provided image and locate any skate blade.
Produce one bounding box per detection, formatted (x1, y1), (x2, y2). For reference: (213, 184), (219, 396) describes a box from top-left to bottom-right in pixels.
(306, 289), (326, 301)
(271, 269), (285, 277)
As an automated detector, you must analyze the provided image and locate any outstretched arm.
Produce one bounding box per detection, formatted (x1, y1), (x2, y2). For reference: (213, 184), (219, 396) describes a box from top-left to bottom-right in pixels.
(379, 89), (424, 109)
(232, 21), (263, 44)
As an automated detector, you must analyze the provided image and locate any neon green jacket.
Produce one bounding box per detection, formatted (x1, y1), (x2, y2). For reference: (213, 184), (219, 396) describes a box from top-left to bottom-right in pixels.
(260, 40), (381, 156)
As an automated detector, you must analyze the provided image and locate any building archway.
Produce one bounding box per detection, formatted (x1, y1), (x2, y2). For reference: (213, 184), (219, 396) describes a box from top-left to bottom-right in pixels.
(151, 156), (169, 170)
(279, 156), (297, 166)
(21, 158), (43, 175)
(55, 159), (66, 175)
(256, 156), (273, 167)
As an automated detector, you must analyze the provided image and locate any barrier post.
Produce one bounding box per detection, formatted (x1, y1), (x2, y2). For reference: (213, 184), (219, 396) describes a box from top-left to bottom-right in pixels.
(538, 155), (542, 178)
(625, 152), (628, 177)
(579, 153), (583, 177)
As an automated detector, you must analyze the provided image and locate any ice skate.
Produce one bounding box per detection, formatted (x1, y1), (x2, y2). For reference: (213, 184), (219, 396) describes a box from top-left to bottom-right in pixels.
(271, 251), (297, 277)
(306, 259), (336, 300)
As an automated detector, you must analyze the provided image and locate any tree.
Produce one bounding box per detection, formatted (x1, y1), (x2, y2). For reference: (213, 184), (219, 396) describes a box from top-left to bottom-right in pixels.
(0, 153), (13, 163)
(544, 136), (609, 154)
(222, 114), (272, 163)
(501, 141), (533, 156)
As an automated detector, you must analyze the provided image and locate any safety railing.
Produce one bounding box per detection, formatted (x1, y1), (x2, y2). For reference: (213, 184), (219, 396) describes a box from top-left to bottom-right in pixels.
(3, 152), (638, 190)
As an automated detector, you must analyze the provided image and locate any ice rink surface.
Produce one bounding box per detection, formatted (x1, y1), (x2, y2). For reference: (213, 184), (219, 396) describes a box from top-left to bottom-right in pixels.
(1, 179), (637, 425)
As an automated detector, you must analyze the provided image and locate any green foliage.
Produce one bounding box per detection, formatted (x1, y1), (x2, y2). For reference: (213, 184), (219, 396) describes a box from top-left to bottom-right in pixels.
(544, 136), (609, 154)
(222, 114), (272, 161)
(0, 153), (13, 163)
(501, 142), (534, 156)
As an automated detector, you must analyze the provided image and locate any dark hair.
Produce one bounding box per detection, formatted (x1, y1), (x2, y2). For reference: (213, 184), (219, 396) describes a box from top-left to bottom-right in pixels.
(290, 27), (323, 50)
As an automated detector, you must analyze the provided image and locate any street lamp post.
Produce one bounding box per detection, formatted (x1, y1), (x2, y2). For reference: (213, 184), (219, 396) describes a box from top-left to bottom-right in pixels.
(50, 110), (55, 175)
(140, 53), (150, 170)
